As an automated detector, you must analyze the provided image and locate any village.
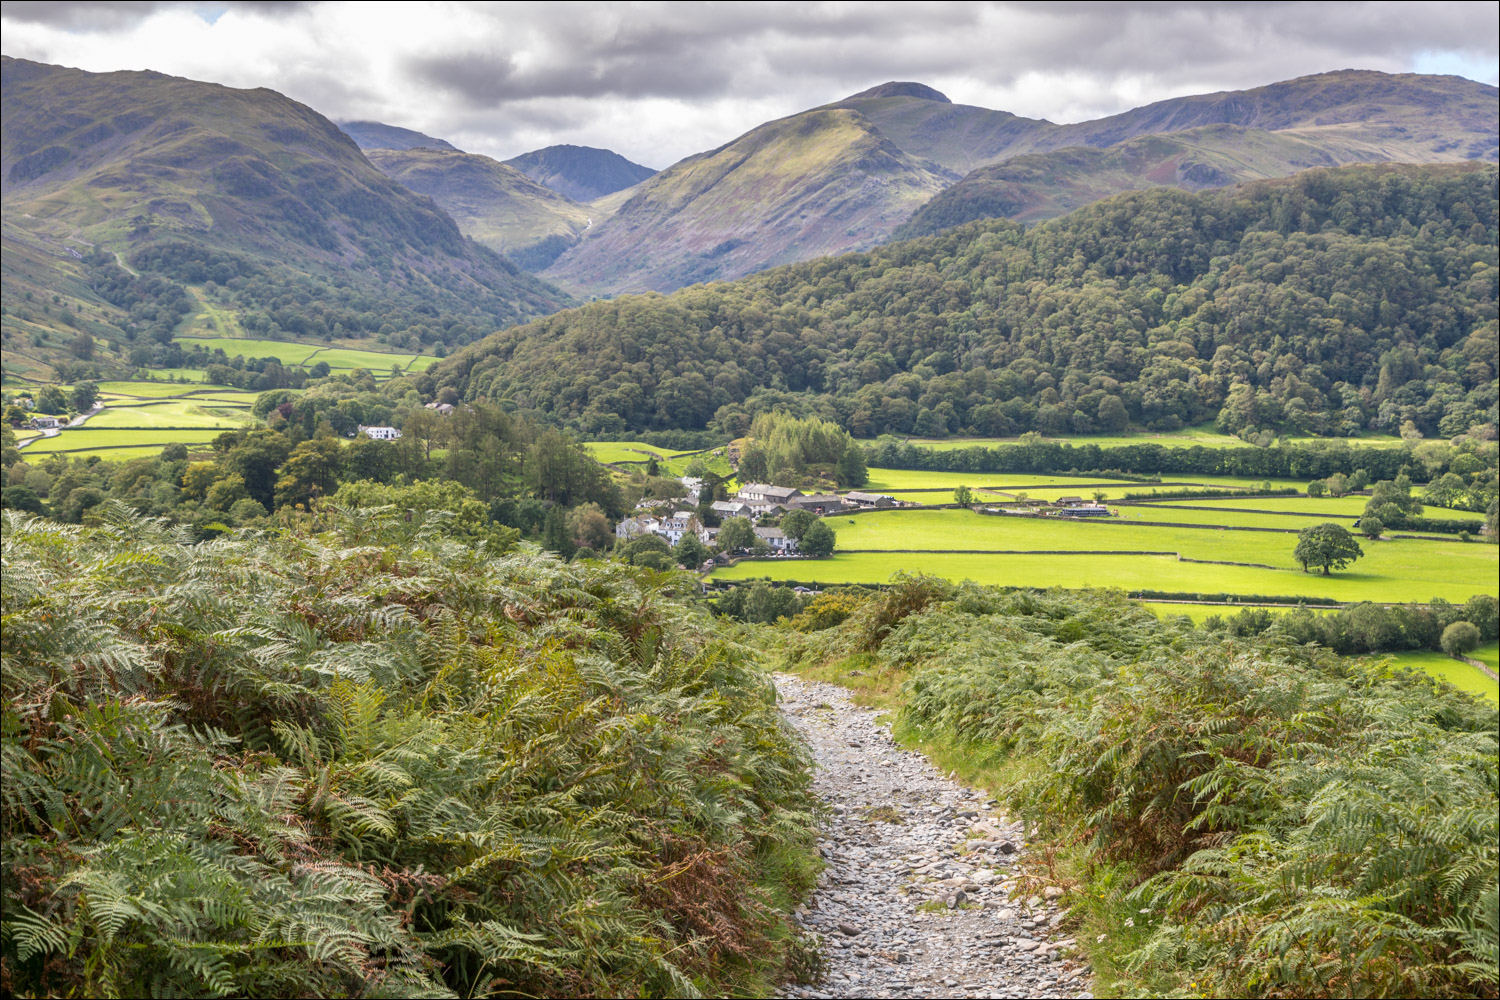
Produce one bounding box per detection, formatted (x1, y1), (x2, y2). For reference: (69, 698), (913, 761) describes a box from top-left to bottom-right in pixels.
(614, 474), (1118, 569)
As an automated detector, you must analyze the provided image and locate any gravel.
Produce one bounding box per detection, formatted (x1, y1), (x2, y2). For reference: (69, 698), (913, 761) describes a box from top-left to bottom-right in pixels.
(775, 674), (1094, 1000)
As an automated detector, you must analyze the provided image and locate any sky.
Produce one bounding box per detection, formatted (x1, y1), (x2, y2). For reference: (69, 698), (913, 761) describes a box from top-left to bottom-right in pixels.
(2, 1), (1497, 169)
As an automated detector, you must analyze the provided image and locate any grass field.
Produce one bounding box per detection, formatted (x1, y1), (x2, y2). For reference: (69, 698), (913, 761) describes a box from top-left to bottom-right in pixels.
(1113, 506), (1353, 530)
(95, 380), (240, 398)
(712, 507), (1495, 604)
(21, 427), (227, 456)
(1377, 649), (1498, 702)
(1160, 494), (1371, 516)
(1474, 642), (1500, 672)
(583, 441), (675, 463)
(173, 337), (435, 373)
(86, 401), (255, 429)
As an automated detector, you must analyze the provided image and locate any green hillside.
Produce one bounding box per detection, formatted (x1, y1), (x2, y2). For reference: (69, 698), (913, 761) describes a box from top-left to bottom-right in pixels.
(0, 57), (571, 376)
(542, 108), (956, 294)
(366, 148), (594, 264)
(336, 119), (459, 151)
(435, 164), (1498, 440)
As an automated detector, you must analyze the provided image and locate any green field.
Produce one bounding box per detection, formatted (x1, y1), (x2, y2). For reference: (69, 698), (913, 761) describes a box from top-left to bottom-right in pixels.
(1161, 494), (1371, 516)
(711, 507), (1495, 604)
(86, 401), (255, 429)
(1114, 506), (1351, 530)
(173, 337), (434, 373)
(583, 441), (675, 463)
(1377, 649), (1498, 702)
(96, 380), (240, 398)
(1475, 643), (1500, 672)
(19, 427), (226, 456)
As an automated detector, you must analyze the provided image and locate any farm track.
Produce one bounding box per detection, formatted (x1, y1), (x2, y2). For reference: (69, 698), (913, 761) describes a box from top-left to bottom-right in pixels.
(775, 674), (1092, 1000)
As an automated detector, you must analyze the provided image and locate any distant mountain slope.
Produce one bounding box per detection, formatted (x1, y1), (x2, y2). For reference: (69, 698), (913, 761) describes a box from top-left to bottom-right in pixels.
(0, 57), (569, 368)
(505, 144), (656, 202)
(338, 120), (459, 151)
(366, 148), (593, 267)
(539, 70), (1496, 295)
(895, 124), (1386, 237)
(541, 109), (956, 294)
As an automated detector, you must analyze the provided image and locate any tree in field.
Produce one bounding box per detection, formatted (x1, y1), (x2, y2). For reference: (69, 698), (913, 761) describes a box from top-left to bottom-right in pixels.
(716, 516), (754, 553)
(1307, 480), (1327, 497)
(953, 485), (974, 505)
(1440, 621), (1481, 658)
(799, 519), (836, 557)
(1294, 522), (1364, 575)
(1358, 515), (1384, 540)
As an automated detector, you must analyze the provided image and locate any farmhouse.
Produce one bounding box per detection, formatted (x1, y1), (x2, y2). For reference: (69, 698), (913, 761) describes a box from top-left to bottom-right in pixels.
(737, 483), (804, 504)
(711, 500), (754, 519)
(358, 425), (402, 440)
(1058, 503), (1112, 518)
(843, 491), (896, 508)
(1053, 496), (1086, 507)
(791, 493), (847, 514)
(753, 526), (798, 554)
(27, 416), (61, 430)
(423, 402), (456, 415)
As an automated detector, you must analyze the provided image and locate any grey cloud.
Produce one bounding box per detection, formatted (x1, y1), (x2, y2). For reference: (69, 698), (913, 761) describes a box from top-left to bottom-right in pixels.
(0, 0), (309, 31)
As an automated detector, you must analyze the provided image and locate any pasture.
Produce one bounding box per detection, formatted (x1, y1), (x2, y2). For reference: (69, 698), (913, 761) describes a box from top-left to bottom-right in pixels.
(712, 504), (1496, 605)
(95, 380), (240, 398)
(173, 337), (435, 373)
(1377, 649), (1498, 702)
(20, 427), (227, 457)
(859, 427), (1404, 451)
(85, 401), (255, 429)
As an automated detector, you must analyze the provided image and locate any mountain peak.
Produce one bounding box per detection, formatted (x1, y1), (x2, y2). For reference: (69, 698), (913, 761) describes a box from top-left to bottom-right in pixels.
(339, 120), (459, 152)
(846, 81), (951, 103)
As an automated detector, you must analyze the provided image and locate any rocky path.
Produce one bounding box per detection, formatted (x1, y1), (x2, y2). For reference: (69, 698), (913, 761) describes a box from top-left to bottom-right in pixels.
(775, 674), (1093, 1000)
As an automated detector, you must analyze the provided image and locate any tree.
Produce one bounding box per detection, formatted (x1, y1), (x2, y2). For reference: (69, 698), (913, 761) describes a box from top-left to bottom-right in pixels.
(780, 509), (816, 541)
(273, 437), (345, 509)
(1307, 480), (1327, 497)
(1440, 621), (1481, 658)
(799, 519), (836, 557)
(1097, 395), (1129, 432)
(1294, 522), (1364, 575)
(953, 485), (974, 505)
(736, 444), (767, 484)
(717, 516), (754, 552)
(542, 506), (575, 559)
(1325, 472), (1348, 496)
(1358, 515), (1384, 541)
(834, 441), (868, 488)
(674, 533), (709, 568)
(568, 503), (614, 552)
(36, 385), (68, 414)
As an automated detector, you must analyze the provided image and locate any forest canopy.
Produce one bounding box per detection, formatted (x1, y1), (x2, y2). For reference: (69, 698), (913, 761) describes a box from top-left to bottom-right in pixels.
(434, 164), (1498, 441)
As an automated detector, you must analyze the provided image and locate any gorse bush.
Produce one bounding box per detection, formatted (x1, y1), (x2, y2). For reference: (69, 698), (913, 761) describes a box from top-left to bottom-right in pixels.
(785, 580), (1499, 998)
(1, 503), (819, 998)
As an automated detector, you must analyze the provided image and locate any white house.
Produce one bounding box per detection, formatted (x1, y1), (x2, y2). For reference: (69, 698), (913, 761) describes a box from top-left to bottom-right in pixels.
(659, 510), (701, 545)
(753, 526), (798, 554)
(737, 483), (804, 505)
(616, 515), (661, 541)
(28, 416), (61, 430)
(358, 425), (402, 441)
(680, 476), (705, 502)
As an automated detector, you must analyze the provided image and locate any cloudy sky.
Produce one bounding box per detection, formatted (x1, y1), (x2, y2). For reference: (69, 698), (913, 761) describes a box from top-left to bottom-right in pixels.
(2, 1), (1496, 168)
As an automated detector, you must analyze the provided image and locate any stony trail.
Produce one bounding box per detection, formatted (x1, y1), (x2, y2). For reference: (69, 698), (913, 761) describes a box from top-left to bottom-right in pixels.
(775, 674), (1094, 1000)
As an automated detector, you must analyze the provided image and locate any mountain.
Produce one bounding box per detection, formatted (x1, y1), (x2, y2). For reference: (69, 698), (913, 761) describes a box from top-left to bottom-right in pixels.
(505, 144), (656, 202)
(434, 163), (1497, 441)
(1, 57), (569, 375)
(894, 124), (1386, 237)
(338, 120), (459, 151)
(365, 148), (593, 267)
(537, 71), (1496, 296)
(540, 109), (956, 294)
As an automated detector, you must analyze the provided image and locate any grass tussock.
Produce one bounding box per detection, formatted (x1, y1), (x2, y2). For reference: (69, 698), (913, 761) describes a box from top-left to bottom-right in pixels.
(780, 576), (1499, 999)
(1, 502), (820, 999)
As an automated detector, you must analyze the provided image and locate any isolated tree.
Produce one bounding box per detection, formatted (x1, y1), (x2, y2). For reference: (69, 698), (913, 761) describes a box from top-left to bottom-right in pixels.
(1325, 472), (1348, 496)
(1441, 621), (1481, 658)
(953, 485), (974, 505)
(1307, 480), (1327, 497)
(1359, 515), (1384, 541)
(780, 509), (817, 541)
(1348, 468), (1370, 492)
(799, 519), (836, 557)
(716, 516), (754, 552)
(1294, 522), (1364, 575)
